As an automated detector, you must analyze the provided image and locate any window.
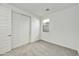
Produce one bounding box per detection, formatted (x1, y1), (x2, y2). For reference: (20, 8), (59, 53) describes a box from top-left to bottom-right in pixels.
(42, 19), (50, 32)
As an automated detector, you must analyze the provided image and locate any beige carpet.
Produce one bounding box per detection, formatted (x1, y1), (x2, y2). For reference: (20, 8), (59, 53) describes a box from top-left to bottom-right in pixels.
(1, 40), (78, 56)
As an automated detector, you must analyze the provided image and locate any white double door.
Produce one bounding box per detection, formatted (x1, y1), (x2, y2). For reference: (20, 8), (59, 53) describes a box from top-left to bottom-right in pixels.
(0, 5), (30, 54)
(12, 12), (30, 48)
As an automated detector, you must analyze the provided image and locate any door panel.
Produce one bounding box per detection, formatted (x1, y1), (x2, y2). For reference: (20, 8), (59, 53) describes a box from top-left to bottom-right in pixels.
(0, 6), (11, 54)
(12, 12), (30, 48)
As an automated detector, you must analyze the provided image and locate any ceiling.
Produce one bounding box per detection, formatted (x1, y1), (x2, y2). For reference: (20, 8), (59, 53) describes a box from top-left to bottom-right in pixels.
(9, 3), (78, 17)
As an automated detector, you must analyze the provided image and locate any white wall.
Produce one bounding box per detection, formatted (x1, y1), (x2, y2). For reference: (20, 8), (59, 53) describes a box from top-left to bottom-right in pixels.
(0, 5), (11, 54)
(40, 6), (79, 51)
(31, 17), (40, 42)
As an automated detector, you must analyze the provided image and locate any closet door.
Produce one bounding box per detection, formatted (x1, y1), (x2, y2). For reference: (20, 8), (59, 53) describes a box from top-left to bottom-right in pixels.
(0, 6), (11, 54)
(12, 12), (30, 48)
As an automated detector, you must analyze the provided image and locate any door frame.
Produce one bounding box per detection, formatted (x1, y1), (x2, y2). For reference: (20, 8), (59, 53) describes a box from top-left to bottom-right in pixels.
(11, 10), (31, 49)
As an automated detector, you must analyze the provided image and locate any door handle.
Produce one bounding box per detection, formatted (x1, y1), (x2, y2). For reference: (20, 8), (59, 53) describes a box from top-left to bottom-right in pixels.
(8, 34), (12, 36)
(8, 34), (16, 36)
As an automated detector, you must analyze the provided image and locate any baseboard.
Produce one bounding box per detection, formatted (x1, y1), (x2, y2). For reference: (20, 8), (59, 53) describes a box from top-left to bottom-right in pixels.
(41, 39), (78, 52)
